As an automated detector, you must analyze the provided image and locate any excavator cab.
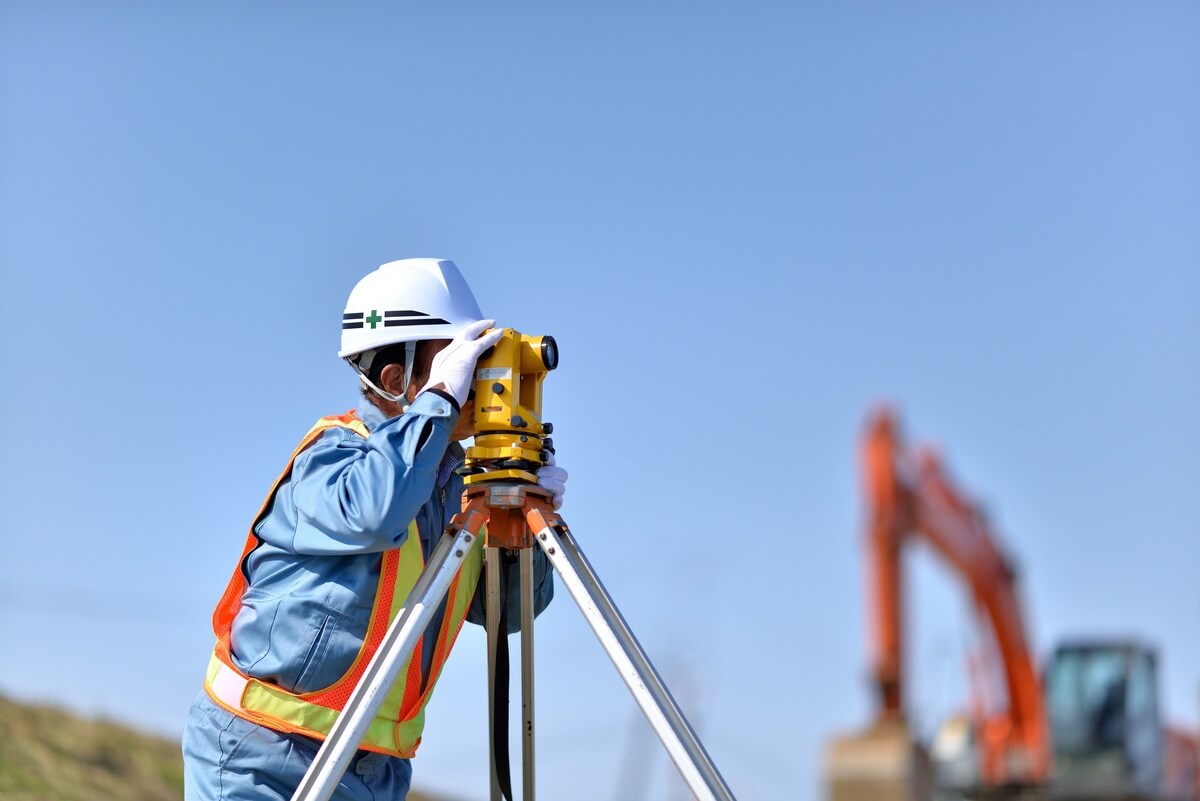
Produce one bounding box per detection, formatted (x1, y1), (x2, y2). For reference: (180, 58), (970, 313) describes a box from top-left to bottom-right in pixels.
(1044, 641), (1162, 800)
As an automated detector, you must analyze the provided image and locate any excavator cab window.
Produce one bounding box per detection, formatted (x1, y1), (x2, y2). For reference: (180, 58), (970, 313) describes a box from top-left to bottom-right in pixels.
(1045, 643), (1163, 796)
(1046, 646), (1128, 755)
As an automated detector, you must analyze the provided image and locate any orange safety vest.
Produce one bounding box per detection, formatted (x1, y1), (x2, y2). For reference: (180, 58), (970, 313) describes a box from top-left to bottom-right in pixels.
(203, 411), (484, 758)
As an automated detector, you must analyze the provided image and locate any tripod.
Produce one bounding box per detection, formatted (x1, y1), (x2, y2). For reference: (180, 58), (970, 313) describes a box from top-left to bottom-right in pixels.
(290, 479), (737, 801)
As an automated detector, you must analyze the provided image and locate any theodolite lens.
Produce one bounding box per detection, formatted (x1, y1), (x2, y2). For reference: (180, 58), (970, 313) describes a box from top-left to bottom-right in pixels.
(541, 336), (559, 371)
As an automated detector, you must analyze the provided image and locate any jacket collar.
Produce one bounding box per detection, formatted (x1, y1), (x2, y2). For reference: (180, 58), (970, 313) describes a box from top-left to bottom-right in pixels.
(355, 394), (391, 431)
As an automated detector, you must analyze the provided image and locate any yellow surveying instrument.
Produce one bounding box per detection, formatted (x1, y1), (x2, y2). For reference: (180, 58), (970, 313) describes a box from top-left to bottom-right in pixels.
(465, 328), (558, 484)
(290, 331), (737, 801)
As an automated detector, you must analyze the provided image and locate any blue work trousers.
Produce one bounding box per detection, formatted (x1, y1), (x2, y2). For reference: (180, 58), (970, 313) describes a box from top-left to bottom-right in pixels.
(183, 693), (413, 801)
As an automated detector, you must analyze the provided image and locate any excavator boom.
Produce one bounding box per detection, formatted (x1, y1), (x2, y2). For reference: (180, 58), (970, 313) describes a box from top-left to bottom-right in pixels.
(863, 409), (1050, 785)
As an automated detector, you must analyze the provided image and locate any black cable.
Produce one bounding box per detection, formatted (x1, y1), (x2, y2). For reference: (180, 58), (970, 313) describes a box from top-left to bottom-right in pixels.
(492, 569), (513, 801)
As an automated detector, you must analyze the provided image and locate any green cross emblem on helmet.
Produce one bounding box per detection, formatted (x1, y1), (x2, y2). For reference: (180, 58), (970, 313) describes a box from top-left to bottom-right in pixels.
(365, 310), (382, 329)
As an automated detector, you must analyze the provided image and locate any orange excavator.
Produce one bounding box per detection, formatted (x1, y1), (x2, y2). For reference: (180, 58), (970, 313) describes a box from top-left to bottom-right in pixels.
(824, 408), (1198, 801)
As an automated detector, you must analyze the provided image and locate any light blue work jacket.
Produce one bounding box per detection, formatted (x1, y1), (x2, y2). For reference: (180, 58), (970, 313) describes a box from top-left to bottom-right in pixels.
(183, 390), (553, 801)
(230, 390), (552, 691)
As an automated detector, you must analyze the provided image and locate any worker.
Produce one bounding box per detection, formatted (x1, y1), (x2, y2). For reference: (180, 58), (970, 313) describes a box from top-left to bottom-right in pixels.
(182, 258), (563, 801)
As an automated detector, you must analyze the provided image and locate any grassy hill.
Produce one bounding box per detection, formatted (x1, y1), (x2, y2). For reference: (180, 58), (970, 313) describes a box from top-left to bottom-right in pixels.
(0, 694), (183, 801)
(0, 694), (450, 801)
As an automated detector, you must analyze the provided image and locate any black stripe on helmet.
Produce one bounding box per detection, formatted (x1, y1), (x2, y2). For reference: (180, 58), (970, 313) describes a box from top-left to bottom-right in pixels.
(384, 317), (451, 327)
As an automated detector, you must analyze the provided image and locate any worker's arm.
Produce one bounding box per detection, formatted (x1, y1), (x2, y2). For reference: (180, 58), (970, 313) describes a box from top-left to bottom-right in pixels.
(281, 391), (457, 554)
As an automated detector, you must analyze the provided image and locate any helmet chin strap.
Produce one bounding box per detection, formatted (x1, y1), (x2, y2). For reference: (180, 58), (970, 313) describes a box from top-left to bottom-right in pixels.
(346, 342), (418, 413)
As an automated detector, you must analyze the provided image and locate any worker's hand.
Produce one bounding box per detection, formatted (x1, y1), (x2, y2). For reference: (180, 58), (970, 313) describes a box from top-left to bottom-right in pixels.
(422, 319), (504, 407)
(537, 452), (568, 510)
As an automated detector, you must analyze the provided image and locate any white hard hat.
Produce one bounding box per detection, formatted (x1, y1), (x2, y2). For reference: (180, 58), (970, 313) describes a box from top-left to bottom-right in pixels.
(339, 258), (484, 359)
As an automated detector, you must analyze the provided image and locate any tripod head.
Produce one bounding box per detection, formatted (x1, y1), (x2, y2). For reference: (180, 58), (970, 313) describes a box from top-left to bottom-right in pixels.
(463, 328), (557, 485)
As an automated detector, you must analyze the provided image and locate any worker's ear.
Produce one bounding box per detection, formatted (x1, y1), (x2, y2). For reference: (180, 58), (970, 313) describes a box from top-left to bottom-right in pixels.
(379, 363), (406, 397)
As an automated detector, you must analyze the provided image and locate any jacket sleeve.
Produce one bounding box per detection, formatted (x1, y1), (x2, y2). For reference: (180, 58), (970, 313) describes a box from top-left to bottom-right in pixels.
(282, 392), (457, 555)
(466, 547), (554, 631)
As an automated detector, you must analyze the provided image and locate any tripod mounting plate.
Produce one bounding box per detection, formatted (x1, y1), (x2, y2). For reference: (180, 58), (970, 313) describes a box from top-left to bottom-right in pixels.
(461, 481), (560, 550)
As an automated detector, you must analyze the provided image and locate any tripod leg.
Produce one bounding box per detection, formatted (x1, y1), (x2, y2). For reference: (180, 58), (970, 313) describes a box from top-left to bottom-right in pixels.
(291, 522), (481, 801)
(486, 547), (505, 801)
(531, 522), (737, 801)
(486, 547), (533, 801)
(519, 547), (536, 801)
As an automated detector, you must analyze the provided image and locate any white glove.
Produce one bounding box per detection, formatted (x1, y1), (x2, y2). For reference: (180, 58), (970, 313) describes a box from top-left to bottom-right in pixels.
(537, 451), (568, 510)
(422, 319), (504, 406)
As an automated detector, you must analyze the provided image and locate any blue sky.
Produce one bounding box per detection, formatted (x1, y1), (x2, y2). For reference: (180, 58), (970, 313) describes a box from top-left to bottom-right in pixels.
(1, 3), (1197, 800)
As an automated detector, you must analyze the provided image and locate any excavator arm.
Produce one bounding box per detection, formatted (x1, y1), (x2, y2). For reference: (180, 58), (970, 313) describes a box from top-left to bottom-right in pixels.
(862, 409), (1050, 786)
